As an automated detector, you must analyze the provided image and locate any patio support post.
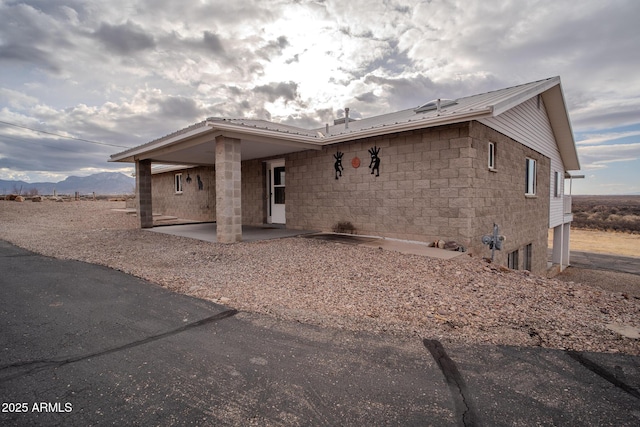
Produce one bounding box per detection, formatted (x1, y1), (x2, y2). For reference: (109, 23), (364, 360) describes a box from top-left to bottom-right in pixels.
(215, 136), (242, 243)
(552, 223), (571, 271)
(135, 159), (153, 229)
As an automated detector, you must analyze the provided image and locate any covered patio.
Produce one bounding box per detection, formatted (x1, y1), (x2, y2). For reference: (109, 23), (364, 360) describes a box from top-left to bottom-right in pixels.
(109, 118), (324, 243)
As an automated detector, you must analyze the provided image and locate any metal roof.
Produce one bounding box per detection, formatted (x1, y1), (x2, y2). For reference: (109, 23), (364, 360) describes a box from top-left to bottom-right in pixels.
(110, 76), (579, 170)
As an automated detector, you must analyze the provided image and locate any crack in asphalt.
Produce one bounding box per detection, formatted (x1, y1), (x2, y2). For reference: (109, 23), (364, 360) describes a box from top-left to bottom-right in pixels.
(567, 351), (640, 400)
(424, 339), (481, 427)
(0, 253), (37, 258)
(0, 309), (238, 382)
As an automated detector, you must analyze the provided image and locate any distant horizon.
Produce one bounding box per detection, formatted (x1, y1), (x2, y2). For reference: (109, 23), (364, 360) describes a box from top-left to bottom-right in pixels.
(2, 171), (639, 197)
(1, 170), (133, 184)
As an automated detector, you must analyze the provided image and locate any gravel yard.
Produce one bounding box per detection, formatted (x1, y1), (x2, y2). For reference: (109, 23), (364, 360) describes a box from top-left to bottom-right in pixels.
(1, 199), (639, 355)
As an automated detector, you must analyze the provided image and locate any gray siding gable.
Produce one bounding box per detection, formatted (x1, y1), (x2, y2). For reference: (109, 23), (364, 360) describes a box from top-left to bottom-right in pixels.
(479, 96), (567, 228)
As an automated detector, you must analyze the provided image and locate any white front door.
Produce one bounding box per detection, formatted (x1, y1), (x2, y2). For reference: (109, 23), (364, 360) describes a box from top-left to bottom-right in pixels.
(268, 160), (285, 224)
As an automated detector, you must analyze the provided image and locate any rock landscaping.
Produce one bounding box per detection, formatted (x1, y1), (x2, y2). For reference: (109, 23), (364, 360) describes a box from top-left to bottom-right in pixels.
(1, 199), (638, 355)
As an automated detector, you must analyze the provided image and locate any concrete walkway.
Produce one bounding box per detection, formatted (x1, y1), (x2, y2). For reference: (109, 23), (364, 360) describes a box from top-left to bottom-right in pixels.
(150, 224), (465, 260)
(148, 222), (317, 243)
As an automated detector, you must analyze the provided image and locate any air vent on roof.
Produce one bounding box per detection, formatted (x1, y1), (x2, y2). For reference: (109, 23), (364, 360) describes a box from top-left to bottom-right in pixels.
(415, 98), (457, 113)
(333, 117), (356, 125)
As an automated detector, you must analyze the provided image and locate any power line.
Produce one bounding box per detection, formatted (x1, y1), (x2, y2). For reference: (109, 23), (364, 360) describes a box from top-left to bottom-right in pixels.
(0, 134), (84, 154)
(0, 120), (130, 149)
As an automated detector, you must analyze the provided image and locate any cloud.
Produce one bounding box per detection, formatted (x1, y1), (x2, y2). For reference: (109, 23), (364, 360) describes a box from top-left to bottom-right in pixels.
(0, 44), (60, 72)
(0, 132), (118, 173)
(256, 35), (289, 60)
(253, 81), (299, 103)
(202, 31), (225, 54)
(151, 96), (201, 120)
(577, 142), (640, 170)
(93, 21), (156, 55)
(576, 130), (640, 146)
(0, 0), (639, 193)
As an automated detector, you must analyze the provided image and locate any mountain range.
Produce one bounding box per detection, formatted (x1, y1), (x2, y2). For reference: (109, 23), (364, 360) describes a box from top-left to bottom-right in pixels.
(0, 172), (135, 196)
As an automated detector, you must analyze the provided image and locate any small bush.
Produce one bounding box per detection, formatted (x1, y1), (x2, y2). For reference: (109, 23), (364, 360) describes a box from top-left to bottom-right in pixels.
(333, 221), (356, 234)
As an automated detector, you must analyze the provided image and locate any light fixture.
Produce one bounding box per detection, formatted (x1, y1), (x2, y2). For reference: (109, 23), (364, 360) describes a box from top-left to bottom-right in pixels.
(186, 173), (192, 184)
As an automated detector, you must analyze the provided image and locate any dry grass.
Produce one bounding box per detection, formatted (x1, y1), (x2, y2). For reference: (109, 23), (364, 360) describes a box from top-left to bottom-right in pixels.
(549, 228), (640, 258)
(547, 195), (640, 258)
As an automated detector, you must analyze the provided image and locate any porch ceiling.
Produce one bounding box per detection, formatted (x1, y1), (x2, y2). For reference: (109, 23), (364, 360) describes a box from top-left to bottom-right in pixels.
(112, 125), (322, 166)
(144, 137), (313, 166)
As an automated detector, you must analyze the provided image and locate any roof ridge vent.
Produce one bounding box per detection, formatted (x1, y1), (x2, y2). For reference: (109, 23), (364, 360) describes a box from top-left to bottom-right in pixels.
(415, 98), (457, 114)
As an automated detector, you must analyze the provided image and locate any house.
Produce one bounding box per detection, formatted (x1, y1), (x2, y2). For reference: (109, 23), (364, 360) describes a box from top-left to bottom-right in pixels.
(110, 76), (581, 275)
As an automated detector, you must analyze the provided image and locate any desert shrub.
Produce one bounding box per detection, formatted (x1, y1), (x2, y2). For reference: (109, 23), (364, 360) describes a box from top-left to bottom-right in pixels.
(332, 221), (356, 234)
(571, 196), (640, 234)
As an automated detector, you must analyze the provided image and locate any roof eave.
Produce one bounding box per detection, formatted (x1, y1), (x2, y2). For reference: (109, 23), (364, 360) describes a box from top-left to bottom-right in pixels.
(208, 121), (324, 149)
(109, 121), (324, 164)
(109, 124), (214, 163)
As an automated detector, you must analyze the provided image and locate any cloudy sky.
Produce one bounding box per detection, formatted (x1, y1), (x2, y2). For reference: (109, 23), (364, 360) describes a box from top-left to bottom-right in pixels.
(1, 0), (639, 194)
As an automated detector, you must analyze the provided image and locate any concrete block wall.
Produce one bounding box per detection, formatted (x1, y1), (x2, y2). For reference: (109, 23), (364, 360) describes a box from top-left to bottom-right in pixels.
(285, 123), (476, 244)
(135, 160), (153, 228)
(150, 160), (268, 225)
(215, 136), (242, 243)
(151, 166), (215, 221)
(241, 159), (266, 225)
(468, 122), (550, 274)
(286, 121), (550, 275)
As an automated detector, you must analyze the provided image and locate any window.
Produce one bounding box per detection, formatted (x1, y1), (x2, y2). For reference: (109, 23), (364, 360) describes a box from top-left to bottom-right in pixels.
(488, 142), (496, 170)
(525, 158), (536, 195)
(554, 171), (561, 197)
(508, 250), (519, 270)
(523, 244), (533, 271)
(273, 166), (285, 204)
(175, 173), (183, 194)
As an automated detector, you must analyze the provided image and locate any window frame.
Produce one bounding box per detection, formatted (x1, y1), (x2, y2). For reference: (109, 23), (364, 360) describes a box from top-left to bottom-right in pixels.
(554, 171), (561, 198)
(525, 158), (537, 196)
(523, 244), (533, 271)
(508, 250), (519, 270)
(488, 142), (496, 170)
(175, 173), (183, 194)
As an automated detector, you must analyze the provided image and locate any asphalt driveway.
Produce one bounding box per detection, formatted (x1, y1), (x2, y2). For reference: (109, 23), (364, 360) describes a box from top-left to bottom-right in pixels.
(569, 251), (640, 276)
(1, 240), (639, 426)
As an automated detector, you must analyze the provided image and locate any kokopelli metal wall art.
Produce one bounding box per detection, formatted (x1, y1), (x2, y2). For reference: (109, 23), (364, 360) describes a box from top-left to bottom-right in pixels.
(334, 151), (344, 179)
(368, 146), (381, 177)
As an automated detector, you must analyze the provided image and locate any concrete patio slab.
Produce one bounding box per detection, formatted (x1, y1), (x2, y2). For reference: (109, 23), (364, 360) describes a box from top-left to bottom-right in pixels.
(149, 226), (466, 260)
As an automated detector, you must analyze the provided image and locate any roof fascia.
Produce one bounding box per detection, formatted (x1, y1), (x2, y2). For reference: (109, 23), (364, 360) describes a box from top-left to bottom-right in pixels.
(209, 122), (323, 150)
(491, 77), (560, 116)
(541, 83), (581, 171)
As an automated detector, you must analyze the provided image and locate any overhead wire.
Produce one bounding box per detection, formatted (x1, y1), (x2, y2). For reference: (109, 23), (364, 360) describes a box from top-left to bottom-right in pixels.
(0, 133), (84, 154)
(0, 120), (130, 149)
